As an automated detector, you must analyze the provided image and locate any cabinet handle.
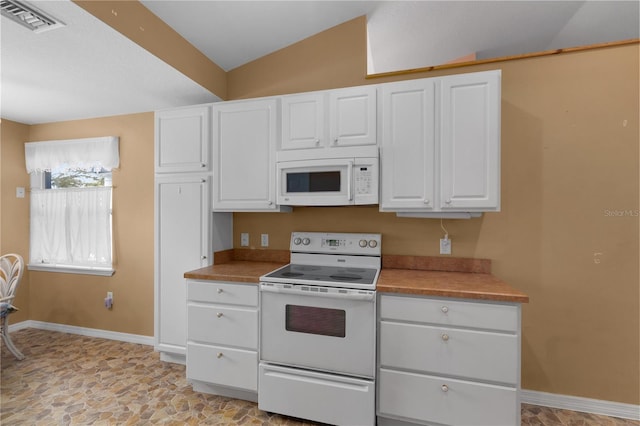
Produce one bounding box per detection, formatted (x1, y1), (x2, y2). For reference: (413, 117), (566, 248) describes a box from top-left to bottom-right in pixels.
(441, 334), (449, 341)
(441, 384), (449, 392)
(217, 352), (223, 358)
(217, 312), (223, 318)
(217, 288), (224, 294)
(441, 306), (449, 313)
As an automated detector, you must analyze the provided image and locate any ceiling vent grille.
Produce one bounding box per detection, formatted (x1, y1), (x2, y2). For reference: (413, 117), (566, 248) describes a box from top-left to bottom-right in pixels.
(1, 0), (65, 33)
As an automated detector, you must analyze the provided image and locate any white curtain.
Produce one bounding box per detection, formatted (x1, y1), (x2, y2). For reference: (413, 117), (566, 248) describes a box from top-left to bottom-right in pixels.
(25, 136), (119, 173)
(30, 187), (112, 268)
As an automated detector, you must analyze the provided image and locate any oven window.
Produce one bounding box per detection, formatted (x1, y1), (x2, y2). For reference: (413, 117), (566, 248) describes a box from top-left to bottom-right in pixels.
(285, 305), (346, 338)
(286, 171), (341, 193)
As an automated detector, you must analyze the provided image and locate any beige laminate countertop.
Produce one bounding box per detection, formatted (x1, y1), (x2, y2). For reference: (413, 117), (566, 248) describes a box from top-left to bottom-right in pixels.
(184, 256), (529, 304)
(184, 261), (286, 283)
(377, 269), (529, 303)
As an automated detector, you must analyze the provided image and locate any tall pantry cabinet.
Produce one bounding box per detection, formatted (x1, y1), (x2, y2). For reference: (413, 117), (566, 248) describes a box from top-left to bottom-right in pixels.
(154, 104), (232, 364)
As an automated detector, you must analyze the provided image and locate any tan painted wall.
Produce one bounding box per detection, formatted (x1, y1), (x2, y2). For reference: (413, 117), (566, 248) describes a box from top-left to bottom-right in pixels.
(0, 119), (32, 323)
(228, 19), (639, 404)
(22, 113), (155, 336)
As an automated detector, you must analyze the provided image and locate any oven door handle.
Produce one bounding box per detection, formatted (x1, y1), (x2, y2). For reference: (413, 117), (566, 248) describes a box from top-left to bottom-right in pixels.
(260, 284), (375, 301)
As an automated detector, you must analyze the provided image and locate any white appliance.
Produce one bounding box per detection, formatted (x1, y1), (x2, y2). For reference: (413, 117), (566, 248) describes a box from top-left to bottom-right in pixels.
(259, 232), (381, 426)
(276, 150), (379, 206)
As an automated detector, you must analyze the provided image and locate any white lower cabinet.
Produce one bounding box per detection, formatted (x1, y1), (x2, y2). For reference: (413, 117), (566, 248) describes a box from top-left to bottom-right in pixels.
(378, 294), (522, 426)
(186, 280), (259, 401)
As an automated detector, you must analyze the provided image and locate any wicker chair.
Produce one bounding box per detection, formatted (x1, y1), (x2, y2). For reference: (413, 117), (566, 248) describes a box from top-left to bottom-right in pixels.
(0, 254), (25, 360)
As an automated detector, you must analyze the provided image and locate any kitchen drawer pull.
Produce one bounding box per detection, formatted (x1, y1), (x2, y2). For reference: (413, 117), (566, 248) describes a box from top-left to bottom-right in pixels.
(217, 312), (223, 318)
(441, 334), (449, 341)
(441, 306), (449, 313)
(217, 288), (223, 294)
(217, 352), (223, 358)
(441, 384), (449, 392)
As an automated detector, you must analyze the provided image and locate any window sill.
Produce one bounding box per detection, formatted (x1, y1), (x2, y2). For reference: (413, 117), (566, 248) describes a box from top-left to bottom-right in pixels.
(28, 264), (115, 277)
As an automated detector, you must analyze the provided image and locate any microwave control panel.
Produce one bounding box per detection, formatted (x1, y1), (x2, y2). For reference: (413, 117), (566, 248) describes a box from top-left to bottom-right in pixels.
(355, 166), (374, 195)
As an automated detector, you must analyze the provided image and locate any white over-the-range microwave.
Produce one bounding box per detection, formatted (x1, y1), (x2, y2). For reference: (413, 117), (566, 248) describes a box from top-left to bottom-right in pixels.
(276, 149), (379, 206)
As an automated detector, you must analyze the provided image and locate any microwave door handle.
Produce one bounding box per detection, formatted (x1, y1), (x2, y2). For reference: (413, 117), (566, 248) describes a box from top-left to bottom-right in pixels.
(347, 160), (354, 202)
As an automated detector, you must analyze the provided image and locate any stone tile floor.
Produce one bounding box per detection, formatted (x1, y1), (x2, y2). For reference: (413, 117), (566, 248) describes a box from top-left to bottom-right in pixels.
(1, 328), (638, 425)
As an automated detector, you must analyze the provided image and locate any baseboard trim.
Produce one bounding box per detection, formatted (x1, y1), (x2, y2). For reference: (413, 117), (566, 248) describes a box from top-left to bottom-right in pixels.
(8, 321), (639, 421)
(521, 389), (640, 421)
(8, 320), (154, 346)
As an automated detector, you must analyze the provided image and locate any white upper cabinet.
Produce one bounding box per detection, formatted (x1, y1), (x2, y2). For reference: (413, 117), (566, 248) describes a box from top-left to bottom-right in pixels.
(279, 86), (377, 155)
(440, 71), (501, 211)
(155, 105), (210, 173)
(380, 70), (501, 214)
(329, 85), (377, 148)
(380, 79), (436, 210)
(281, 92), (325, 150)
(212, 98), (285, 211)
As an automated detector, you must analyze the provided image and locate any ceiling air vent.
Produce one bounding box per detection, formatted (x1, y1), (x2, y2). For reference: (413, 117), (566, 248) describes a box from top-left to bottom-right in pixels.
(1, 0), (65, 33)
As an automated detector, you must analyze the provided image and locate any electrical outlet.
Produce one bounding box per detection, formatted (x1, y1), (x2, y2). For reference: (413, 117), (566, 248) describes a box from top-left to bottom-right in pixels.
(241, 233), (249, 247)
(440, 237), (452, 255)
(261, 234), (269, 247)
(105, 291), (113, 309)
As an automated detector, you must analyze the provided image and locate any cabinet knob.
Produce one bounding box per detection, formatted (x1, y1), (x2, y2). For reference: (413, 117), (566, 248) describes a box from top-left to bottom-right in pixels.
(441, 334), (449, 341)
(441, 306), (449, 313)
(424, 199), (430, 205)
(217, 312), (223, 318)
(201, 255), (207, 260)
(441, 384), (449, 392)
(201, 163), (206, 168)
(315, 139), (320, 146)
(217, 352), (223, 358)
(445, 199), (452, 205)
(268, 200), (273, 206)
(217, 288), (223, 294)
(333, 138), (338, 145)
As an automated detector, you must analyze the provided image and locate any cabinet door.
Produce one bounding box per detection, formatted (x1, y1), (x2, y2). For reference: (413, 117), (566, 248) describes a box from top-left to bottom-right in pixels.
(329, 85), (377, 147)
(440, 70), (501, 210)
(212, 99), (279, 211)
(155, 175), (211, 355)
(155, 106), (210, 173)
(380, 79), (436, 210)
(281, 92), (325, 150)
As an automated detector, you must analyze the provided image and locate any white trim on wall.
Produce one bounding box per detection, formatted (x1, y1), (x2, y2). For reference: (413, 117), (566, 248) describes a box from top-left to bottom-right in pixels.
(8, 320), (154, 346)
(520, 390), (639, 421)
(7, 321), (640, 421)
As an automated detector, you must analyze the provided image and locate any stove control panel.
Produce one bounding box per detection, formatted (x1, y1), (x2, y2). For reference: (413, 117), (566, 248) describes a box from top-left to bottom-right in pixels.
(290, 232), (381, 256)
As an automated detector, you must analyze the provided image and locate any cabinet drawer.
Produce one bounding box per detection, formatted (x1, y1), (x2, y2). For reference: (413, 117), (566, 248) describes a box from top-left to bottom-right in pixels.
(187, 343), (257, 391)
(380, 321), (517, 384)
(188, 304), (257, 349)
(187, 280), (258, 306)
(380, 294), (518, 332)
(378, 368), (517, 426)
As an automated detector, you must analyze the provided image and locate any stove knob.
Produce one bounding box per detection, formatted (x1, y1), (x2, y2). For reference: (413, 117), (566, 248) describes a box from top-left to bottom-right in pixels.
(359, 239), (368, 248)
(368, 240), (378, 248)
(293, 237), (302, 245)
(302, 238), (311, 245)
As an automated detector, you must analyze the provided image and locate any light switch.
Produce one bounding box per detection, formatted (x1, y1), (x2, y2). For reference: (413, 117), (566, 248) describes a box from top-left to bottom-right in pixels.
(16, 187), (25, 198)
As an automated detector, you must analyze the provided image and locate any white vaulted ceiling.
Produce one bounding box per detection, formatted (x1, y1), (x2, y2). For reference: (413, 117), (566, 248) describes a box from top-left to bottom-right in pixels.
(1, 0), (638, 125)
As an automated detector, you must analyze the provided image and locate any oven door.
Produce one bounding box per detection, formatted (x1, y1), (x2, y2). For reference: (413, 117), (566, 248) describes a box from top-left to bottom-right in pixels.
(259, 282), (376, 378)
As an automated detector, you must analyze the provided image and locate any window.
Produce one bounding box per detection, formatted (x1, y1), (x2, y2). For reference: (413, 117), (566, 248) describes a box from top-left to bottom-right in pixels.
(25, 137), (119, 276)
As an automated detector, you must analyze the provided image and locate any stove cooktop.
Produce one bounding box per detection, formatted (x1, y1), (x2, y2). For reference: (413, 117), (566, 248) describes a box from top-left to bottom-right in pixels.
(263, 263), (378, 286)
